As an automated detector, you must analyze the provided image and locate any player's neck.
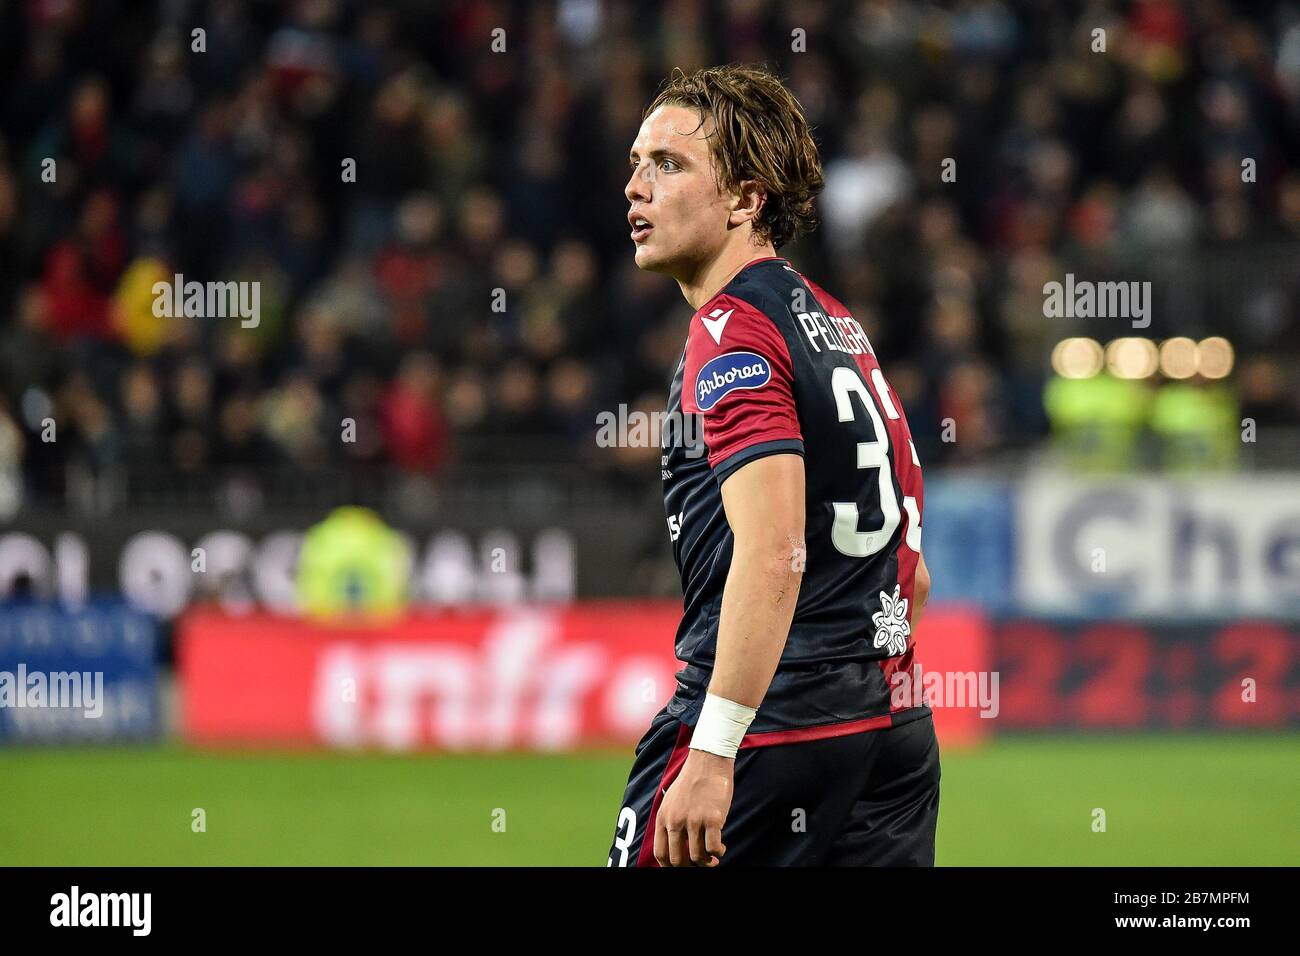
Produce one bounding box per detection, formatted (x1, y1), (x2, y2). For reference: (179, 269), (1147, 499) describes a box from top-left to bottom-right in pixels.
(677, 238), (779, 311)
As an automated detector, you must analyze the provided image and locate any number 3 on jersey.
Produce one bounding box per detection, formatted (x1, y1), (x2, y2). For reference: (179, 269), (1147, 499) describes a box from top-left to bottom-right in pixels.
(607, 806), (636, 866)
(829, 365), (920, 558)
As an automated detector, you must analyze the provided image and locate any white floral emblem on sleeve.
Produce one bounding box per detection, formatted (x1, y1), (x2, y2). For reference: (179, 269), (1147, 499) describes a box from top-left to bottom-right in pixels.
(871, 584), (911, 657)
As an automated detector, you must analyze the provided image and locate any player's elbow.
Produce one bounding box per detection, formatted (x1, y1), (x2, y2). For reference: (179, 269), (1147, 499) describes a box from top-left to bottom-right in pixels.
(913, 556), (931, 612)
(787, 536), (807, 577)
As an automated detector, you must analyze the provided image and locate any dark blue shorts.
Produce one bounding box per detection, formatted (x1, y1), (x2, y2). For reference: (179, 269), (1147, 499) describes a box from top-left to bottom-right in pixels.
(606, 708), (941, 866)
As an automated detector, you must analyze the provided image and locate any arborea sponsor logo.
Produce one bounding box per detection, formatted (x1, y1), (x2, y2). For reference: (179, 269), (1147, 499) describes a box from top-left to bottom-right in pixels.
(50, 886), (151, 936)
(151, 273), (260, 328)
(695, 351), (771, 411)
(0, 665), (103, 718)
(889, 663), (1000, 718)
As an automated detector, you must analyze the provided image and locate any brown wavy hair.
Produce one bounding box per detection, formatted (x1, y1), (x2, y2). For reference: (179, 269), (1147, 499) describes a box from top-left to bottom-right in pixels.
(646, 65), (825, 249)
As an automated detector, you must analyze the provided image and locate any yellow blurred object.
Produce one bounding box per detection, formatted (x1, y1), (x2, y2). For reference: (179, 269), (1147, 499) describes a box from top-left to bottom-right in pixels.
(1149, 380), (1240, 472)
(1044, 372), (1150, 471)
(112, 256), (172, 356)
(296, 507), (411, 622)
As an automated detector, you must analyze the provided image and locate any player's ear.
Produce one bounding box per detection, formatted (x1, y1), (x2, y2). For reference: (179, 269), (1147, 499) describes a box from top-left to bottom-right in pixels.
(728, 179), (768, 227)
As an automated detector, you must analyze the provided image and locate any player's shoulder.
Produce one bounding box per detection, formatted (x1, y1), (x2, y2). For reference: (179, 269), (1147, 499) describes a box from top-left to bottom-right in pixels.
(683, 260), (800, 408)
(690, 257), (800, 341)
(795, 272), (852, 319)
(695, 260), (878, 370)
(722, 256), (806, 321)
(711, 257), (851, 326)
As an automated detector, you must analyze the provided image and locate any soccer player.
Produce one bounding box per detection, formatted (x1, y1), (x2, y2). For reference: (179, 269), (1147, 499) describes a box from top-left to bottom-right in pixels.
(607, 65), (938, 867)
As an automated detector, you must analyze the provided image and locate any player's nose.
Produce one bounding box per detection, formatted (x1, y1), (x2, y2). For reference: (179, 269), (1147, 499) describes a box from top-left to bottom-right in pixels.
(625, 161), (652, 204)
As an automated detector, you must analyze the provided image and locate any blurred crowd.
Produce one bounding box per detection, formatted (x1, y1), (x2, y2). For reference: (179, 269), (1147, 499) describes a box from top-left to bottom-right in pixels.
(1, 0), (1298, 511)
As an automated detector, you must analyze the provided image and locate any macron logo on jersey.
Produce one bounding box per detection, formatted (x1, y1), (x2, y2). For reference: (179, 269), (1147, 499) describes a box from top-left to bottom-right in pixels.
(695, 351), (771, 411)
(701, 307), (733, 344)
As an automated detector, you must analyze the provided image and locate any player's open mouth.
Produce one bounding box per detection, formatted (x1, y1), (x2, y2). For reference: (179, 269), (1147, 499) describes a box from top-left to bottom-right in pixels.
(629, 213), (653, 243)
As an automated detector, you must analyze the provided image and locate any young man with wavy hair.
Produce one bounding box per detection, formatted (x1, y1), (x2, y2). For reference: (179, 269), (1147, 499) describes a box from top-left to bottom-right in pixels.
(607, 65), (938, 867)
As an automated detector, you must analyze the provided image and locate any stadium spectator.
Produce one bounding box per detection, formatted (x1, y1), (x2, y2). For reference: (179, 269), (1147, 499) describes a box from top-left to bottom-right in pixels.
(0, 0), (1295, 508)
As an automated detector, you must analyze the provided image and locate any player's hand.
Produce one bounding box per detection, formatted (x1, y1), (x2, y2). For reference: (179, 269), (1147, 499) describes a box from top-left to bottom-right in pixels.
(654, 749), (734, 867)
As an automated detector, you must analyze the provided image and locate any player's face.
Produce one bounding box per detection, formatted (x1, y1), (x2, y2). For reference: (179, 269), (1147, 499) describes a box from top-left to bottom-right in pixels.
(625, 105), (733, 278)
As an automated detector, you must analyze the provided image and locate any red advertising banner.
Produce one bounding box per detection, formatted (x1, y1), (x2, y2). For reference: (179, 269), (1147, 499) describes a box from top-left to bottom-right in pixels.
(177, 603), (991, 751)
(994, 619), (1300, 729)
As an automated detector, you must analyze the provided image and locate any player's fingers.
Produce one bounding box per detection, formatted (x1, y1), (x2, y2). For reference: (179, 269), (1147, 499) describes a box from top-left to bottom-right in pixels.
(653, 816), (669, 867)
(687, 819), (711, 866)
(704, 823), (726, 865)
(667, 826), (688, 867)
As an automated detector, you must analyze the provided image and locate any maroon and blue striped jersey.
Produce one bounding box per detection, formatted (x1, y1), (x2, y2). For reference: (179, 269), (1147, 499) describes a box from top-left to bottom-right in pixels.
(660, 256), (930, 739)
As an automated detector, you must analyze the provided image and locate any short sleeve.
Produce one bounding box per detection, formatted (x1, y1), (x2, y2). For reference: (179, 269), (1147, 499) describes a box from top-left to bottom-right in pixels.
(682, 294), (803, 483)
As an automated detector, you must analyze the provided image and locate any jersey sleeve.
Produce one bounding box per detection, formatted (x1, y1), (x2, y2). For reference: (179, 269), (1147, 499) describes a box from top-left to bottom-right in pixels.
(682, 293), (803, 483)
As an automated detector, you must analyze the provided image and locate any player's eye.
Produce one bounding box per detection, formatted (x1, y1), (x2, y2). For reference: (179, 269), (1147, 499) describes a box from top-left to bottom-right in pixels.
(660, 158), (679, 172)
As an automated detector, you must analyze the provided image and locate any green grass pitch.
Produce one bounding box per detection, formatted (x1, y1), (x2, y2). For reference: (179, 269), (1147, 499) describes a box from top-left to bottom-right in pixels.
(1, 734), (1295, 866)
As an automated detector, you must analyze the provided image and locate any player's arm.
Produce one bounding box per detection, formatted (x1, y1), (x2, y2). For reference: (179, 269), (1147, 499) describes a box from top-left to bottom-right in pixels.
(710, 452), (805, 706)
(654, 452), (805, 868)
(912, 551), (931, 629)
(656, 294), (804, 867)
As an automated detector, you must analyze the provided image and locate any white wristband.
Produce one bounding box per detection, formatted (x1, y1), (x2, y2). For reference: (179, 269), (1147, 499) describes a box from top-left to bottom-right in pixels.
(689, 693), (757, 759)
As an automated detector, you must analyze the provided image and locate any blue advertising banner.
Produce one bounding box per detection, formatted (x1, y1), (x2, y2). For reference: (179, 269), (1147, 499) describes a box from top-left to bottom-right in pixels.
(0, 600), (161, 743)
(1014, 474), (1300, 618)
(923, 478), (1015, 612)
